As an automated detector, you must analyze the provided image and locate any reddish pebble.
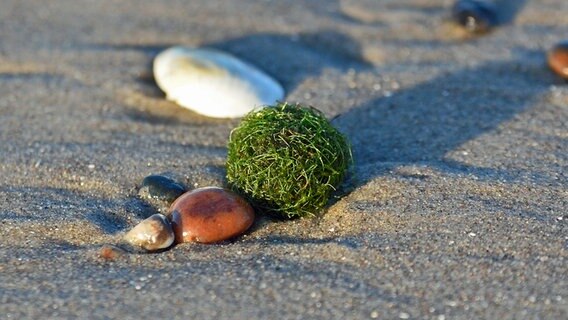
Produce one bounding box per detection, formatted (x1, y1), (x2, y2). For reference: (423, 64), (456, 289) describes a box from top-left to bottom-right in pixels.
(548, 41), (568, 80)
(99, 245), (126, 261)
(169, 187), (255, 243)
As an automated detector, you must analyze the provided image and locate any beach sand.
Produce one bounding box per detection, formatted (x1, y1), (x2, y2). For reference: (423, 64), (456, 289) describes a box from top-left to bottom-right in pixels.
(0, 0), (566, 318)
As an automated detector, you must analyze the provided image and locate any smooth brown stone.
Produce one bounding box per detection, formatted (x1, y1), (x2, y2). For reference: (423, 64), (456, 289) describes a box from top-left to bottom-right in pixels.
(169, 187), (255, 244)
(124, 214), (174, 251)
(548, 41), (568, 80)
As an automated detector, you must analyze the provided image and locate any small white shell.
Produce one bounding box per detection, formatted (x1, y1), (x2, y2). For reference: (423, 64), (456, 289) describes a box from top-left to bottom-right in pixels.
(153, 46), (285, 118)
(124, 214), (174, 251)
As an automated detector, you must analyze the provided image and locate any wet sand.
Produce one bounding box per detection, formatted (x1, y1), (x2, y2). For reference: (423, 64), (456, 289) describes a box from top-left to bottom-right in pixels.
(0, 0), (566, 319)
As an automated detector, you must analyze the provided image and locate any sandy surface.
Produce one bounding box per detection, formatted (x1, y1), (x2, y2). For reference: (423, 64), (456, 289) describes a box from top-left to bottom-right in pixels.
(0, 0), (567, 319)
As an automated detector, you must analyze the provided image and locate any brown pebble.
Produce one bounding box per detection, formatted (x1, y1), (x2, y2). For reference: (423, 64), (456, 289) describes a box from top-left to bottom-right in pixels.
(99, 245), (127, 261)
(169, 187), (255, 244)
(548, 41), (568, 80)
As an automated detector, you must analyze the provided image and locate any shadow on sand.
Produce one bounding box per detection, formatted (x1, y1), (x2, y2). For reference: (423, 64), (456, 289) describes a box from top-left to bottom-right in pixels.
(333, 54), (556, 186)
(85, 29), (371, 95)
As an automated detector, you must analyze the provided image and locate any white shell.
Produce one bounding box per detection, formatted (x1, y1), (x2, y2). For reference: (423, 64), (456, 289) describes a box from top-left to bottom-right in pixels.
(124, 214), (174, 251)
(153, 46), (285, 118)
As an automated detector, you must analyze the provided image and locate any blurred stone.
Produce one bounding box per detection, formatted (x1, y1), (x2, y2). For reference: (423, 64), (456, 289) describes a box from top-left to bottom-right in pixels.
(99, 245), (127, 261)
(452, 0), (498, 34)
(548, 41), (568, 80)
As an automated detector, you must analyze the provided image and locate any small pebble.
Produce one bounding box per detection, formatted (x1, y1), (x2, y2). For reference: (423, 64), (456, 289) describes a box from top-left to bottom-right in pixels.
(169, 187), (255, 244)
(153, 46), (284, 118)
(99, 245), (127, 261)
(124, 214), (175, 251)
(452, 0), (498, 34)
(140, 174), (187, 204)
(548, 41), (568, 80)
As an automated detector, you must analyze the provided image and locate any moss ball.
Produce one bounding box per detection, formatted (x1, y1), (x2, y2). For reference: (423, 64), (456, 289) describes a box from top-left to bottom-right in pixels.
(226, 102), (352, 219)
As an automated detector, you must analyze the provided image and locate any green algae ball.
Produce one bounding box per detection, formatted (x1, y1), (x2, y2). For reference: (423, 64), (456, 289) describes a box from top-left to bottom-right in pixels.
(226, 102), (352, 219)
